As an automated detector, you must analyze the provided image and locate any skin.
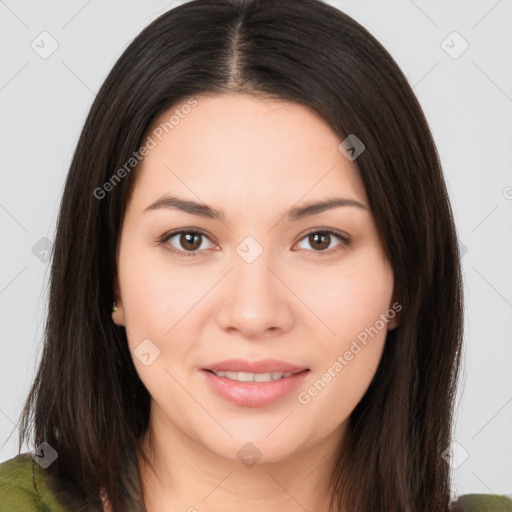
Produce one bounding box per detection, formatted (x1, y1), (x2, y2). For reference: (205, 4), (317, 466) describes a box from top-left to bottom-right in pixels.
(112, 92), (398, 512)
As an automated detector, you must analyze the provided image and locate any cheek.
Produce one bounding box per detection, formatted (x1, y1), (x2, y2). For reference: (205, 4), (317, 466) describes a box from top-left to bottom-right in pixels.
(116, 240), (197, 397)
(305, 252), (394, 344)
(294, 254), (393, 423)
(117, 235), (195, 337)
(117, 236), (217, 392)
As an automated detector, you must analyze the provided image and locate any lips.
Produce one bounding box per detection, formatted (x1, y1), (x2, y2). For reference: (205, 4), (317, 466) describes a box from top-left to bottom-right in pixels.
(200, 358), (310, 407)
(202, 358), (308, 374)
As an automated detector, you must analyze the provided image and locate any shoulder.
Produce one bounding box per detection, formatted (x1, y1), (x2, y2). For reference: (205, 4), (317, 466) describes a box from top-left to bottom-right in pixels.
(0, 452), (83, 512)
(450, 493), (512, 511)
(0, 453), (43, 511)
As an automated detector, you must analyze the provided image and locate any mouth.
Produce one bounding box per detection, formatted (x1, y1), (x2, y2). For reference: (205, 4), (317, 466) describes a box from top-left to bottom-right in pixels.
(200, 359), (310, 407)
(204, 369), (306, 382)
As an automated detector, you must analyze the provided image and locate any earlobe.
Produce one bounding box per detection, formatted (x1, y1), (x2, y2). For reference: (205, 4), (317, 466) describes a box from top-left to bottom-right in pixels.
(387, 315), (399, 331)
(111, 299), (125, 326)
(387, 290), (402, 331)
(112, 275), (125, 326)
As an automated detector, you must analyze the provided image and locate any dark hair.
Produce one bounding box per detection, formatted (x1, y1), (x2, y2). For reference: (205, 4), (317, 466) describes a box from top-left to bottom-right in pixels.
(18, 0), (464, 510)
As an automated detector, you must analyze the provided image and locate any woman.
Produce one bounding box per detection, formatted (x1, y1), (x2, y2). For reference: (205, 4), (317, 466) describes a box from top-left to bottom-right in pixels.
(1, 0), (510, 510)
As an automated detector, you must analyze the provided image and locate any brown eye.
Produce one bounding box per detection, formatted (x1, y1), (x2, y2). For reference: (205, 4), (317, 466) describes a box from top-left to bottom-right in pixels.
(296, 230), (350, 255)
(308, 232), (331, 251)
(161, 230), (215, 257)
(179, 232), (202, 251)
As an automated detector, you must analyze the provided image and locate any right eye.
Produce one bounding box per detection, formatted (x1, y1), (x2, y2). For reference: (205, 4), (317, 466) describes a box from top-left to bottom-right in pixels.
(160, 230), (217, 258)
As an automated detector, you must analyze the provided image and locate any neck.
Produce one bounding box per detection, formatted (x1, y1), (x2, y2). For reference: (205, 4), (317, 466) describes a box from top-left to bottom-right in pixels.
(136, 406), (346, 512)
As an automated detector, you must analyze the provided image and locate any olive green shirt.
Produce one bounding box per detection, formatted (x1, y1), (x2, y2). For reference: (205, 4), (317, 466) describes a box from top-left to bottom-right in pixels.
(1, 453), (511, 511)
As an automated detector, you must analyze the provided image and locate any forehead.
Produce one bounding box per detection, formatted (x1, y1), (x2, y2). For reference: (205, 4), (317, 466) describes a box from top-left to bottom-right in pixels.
(130, 93), (367, 211)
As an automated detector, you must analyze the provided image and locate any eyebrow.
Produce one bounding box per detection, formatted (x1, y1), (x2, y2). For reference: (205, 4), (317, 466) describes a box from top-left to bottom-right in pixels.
(143, 195), (368, 221)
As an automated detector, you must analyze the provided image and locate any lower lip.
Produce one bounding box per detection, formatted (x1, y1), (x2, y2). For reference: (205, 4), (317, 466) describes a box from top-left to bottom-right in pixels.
(201, 370), (310, 407)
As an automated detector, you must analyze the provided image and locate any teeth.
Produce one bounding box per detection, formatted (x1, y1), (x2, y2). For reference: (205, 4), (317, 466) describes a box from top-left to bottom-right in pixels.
(212, 371), (294, 382)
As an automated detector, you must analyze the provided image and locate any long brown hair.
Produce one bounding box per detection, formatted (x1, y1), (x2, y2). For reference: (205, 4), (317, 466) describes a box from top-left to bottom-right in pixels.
(18, 1), (464, 510)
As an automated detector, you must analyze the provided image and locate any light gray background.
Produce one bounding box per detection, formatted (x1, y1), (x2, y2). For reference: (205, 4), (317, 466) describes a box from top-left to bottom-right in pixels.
(1, 0), (511, 499)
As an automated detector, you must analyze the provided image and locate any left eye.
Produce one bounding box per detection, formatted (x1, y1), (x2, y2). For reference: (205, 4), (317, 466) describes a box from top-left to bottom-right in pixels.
(295, 230), (350, 255)
(160, 229), (350, 258)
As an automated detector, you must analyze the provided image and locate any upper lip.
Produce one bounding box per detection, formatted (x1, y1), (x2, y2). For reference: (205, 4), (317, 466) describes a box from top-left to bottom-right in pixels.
(203, 358), (309, 374)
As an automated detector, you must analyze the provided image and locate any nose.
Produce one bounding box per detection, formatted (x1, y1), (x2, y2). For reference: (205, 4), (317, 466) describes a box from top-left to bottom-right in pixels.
(216, 245), (294, 339)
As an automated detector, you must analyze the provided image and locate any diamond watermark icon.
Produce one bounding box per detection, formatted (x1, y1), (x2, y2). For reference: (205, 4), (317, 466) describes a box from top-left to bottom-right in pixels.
(31, 31), (59, 59)
(236, 236), (263, 264)
(338, 134), (365, 161)
(441, 31), (469, 60)
(32, 442), (58, 469)
(237, 442), (262, 468)
(133, 338), (161, 366)
(440, 441), (469, 469)
(458, 239), (468, 258)
(32, 237), (53, 263)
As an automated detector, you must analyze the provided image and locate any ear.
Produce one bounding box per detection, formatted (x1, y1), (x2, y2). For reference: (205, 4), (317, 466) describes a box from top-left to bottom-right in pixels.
(387, 312), (399, 330)
(387, 290), (401, 331)
(112, 273), (125, 326)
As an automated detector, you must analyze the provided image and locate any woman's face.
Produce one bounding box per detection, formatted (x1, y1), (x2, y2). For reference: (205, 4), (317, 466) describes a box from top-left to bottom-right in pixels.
(113, 92), (398, 464)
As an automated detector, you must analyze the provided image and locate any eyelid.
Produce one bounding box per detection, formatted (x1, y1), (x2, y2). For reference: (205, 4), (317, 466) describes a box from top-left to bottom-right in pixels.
(299, 227), (351, 245)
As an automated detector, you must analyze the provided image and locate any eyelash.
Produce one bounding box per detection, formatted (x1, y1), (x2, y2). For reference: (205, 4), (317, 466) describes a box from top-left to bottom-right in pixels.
(159, 229), (351, 258)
